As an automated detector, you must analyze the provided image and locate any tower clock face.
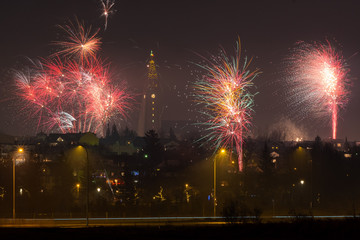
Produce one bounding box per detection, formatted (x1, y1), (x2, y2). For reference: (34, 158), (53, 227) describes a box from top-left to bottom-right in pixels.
(151, 93), (156, 98)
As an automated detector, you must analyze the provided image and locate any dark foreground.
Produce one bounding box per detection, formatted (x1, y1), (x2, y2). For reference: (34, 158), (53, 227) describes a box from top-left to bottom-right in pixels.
(1, 219), (360, 239)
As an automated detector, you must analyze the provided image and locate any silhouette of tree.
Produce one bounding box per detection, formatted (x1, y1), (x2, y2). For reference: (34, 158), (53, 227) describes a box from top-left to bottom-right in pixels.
(143, 130), (164, 168)
(111, 124), (120, 140)
(122, 126), (137, 143)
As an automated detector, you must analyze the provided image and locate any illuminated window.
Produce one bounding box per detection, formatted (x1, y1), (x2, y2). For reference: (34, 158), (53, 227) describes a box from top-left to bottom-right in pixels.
(152, 108), (154, 110)
(152, 120), (154, 123)
(151, 94), (156, 98)
(152, 114), (154, 117)
(152, 101), (154, 104)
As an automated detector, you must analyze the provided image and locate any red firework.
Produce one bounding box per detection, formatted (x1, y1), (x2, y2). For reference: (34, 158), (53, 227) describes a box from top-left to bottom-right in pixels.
(14, 20), (132, 136)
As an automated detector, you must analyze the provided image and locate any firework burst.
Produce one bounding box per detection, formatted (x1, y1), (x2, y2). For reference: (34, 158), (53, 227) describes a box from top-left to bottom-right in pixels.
(52, 19), (101, 64)
(14, 58), (132, 136)
(193, 39), (260, 172)
(101, 0), (116, 30)
(285, 40), (350, 139)
(14, 20), (133, 136)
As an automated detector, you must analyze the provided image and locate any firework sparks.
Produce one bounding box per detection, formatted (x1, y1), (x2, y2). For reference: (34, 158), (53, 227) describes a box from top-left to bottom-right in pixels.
(101, 0), (115, 30)
(193, 39), (260, 172)
(14, 19), (132, 136)
(52, 19), (101, 64)
(14, 58), (132, 135)
(285, 40), (350, 139)
(52, 111), (76, 130)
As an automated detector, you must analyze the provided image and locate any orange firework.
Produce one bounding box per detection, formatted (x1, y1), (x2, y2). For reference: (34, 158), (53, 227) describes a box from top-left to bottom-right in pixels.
(52, 19), (101, 64)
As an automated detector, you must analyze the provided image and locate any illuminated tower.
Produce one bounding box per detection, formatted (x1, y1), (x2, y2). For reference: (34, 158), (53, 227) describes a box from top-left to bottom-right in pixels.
(137, 51), (163, 136)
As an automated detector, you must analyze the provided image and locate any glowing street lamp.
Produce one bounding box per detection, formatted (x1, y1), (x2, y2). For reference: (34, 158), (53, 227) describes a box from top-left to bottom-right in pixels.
(76, 145), (89, 227)
(76, 183), (80, 198)
(214, 148), (226, 217)
(13, 147), (24, 220)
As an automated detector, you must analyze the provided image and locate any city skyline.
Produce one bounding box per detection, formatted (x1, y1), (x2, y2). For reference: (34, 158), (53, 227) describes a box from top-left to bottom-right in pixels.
(1, 1), (360, 141)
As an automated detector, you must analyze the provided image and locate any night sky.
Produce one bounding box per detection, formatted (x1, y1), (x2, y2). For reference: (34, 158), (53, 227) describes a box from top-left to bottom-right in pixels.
(1, 0), (360, 140)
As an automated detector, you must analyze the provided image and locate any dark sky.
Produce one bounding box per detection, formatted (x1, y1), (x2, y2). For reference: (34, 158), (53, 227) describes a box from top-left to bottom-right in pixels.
(1, 0), (360, 141)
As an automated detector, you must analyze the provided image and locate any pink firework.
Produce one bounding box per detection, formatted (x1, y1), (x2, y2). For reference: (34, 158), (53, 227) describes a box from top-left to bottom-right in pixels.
(14, 58), (132, 136)
(14, 19), (132, 136)
(286, 40), (350, 139)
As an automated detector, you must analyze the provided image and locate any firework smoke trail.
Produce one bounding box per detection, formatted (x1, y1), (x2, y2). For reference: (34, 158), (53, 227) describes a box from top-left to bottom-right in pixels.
(101, 0), (115, 30)
(14, 21), (133, 136)
(286, 41), (350, 139)
(193, 39), (260, 172)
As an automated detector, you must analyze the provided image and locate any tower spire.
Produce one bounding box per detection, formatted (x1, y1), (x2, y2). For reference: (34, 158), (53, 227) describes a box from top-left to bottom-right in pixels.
(147, 50), (158, 84)
(137, 51), (163, 136)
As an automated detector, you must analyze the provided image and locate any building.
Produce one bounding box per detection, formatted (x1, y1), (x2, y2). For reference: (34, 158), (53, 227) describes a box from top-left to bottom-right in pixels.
(137, 51), (163, 136)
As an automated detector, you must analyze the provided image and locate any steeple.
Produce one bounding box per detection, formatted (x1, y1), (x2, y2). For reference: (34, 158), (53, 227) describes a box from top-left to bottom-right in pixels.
(147, 50), (158, 85)
(137, 51), (163, 136)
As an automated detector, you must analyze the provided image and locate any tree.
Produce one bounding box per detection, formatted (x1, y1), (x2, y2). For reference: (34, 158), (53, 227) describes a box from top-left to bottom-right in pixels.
(122, 127), (137, 143)
(111, 124), (120, 140)
(143, 130), (164, 168)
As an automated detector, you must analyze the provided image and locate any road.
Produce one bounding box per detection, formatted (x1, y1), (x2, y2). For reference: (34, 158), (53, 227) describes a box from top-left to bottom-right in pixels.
(0, 215), (357, 228)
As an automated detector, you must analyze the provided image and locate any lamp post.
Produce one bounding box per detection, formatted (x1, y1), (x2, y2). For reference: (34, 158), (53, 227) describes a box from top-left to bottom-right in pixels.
(12, 151), (15, 220)
(77, 145), (89, 227)
(13, 147), (24, 220)
(214, 148), (226, 217)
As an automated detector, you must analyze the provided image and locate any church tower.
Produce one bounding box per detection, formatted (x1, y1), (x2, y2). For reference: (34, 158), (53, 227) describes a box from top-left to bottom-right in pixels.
(137, 51), (163, 136)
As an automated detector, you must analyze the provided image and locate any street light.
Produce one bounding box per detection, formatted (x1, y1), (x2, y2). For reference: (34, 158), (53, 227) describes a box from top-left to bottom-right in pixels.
(76, 145), (89, 227)
(214, 148), (226, 217)
(76, 183), (80, 198)
(13, 147), (24, 220)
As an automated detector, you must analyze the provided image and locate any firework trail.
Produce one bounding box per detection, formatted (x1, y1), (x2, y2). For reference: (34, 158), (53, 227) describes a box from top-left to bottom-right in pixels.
(101, 0), (115, 30)
(14, 21), (132, 136)
(193, 39), (259, 172)
(285, 40), (350, 139)
(52, 19), (101, 64)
